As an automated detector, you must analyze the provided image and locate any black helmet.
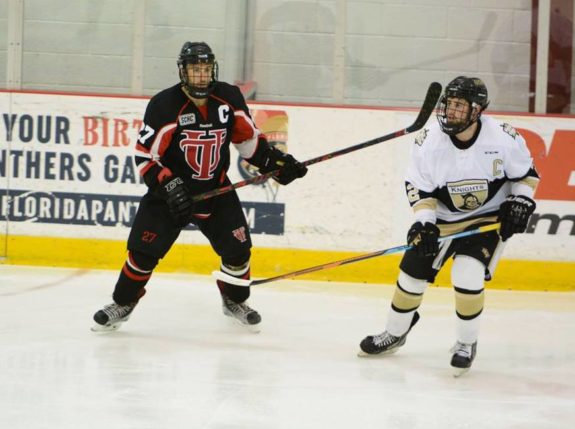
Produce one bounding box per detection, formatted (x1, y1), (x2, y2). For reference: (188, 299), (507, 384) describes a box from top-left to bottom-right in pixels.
(436, 76), (490, 135)
(177, 41), (218, 98)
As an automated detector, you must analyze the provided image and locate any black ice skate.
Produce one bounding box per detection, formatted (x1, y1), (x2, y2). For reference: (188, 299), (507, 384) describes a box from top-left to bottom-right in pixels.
(91, 302), (137, 332)
(450, 341), (477, 377)
(221, 294), (261, 332)
(358, 311), (420, 357)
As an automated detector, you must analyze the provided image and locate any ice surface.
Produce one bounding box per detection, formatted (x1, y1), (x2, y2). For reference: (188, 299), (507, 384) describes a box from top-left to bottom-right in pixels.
(0, 265), (573, 429)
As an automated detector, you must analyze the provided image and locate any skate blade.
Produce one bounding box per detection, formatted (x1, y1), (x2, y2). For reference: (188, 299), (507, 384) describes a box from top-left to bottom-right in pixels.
(452, 367), (470, 378)
(357, 348), (399, 358)
(90, 322), (123, 332)
(246, 323), (261, 334)
(224, 315), (261, 333)
(231, 320), (261, 334)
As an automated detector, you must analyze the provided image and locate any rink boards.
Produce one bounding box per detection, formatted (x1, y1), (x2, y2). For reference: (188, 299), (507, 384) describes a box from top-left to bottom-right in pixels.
(0, 90), (574, 291)
(5, 234), (574, 292)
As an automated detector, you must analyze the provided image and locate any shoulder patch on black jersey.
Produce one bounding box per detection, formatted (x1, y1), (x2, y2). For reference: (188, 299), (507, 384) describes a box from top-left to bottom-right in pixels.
(179, 113), (196, 126)
(500, 123), (518, 139)
(414, 128), (429, 146)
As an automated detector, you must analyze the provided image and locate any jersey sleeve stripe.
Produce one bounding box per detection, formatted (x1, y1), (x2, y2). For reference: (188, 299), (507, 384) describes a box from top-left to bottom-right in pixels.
(519, 176), (540, 188)
(138, 160), (157, 176)
(234, 109), (257, 128)
(232, 110), (258, 139)
(134, 155), (153, 166)
(231, 110), (260, 158)
(413, 198), (438, 211)
(234, 134), (259, 159)
(508, 166), (540, 182)
(135, 143), (151, 155)
(149, 123), (177, 158)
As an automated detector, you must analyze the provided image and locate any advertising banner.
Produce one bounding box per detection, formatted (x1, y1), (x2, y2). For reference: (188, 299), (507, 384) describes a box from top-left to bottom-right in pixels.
(1, 91), (573, 262)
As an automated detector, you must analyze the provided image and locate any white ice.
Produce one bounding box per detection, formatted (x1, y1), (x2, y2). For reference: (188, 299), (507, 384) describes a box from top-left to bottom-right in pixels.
(0, 264), (574, 429)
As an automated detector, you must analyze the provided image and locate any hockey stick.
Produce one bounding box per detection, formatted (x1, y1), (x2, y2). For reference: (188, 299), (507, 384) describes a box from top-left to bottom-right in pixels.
(192, 81), (442, 203)
(212, 223), (500, 287)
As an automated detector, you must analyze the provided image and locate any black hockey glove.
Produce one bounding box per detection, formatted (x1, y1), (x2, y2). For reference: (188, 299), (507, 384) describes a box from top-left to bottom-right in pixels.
(407, 221), (440, 257)
(157, 176), (194, 227)
(251, 145), (308, 185)
(498, 195), (536, 241)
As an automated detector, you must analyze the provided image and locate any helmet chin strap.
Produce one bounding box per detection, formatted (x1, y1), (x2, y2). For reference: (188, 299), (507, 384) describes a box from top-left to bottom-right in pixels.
(181, 85), (209, 103)
(459, 105), (482, 133)
(450, 115), (482, 147)
(179, 76), (212, 99)
(187, 85), (210, 99)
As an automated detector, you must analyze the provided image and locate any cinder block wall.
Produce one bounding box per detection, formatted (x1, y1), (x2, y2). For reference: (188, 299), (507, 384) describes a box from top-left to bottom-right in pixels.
(251, 0), (533, 110)
(0, 0), (550, 112)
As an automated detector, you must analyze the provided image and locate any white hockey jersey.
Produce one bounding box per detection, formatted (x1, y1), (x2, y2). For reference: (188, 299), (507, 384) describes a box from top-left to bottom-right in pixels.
(405, 116), (539, 231)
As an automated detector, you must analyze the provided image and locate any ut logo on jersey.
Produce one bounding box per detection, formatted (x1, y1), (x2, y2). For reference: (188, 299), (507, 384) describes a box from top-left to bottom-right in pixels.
(179, 129), (227, 180)
(447, 180), (489, 211)
(232, 226), (247, 243)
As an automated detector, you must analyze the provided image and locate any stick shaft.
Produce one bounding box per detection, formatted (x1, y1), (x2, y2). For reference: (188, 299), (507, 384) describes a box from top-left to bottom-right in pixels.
(193, 82), (442, 203)
(214, 223), (500, 287)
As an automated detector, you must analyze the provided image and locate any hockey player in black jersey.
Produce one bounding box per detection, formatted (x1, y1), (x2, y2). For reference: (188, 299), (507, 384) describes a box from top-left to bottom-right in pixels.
(92, 41), (307, 332)
(359, 76), (539, 376)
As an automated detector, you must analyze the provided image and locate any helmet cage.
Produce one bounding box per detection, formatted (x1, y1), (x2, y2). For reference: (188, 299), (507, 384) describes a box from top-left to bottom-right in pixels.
(436, 76), (489, 136)
(177, 42), (219, 98)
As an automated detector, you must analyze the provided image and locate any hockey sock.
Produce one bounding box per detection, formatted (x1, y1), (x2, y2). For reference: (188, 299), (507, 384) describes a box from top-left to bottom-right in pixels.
(112, 251), (158, 305)
(452, 255), (485, 343)
(386, 271), (427, 336)
(217, 256), (251, 303)
(454, 287), (484, 343)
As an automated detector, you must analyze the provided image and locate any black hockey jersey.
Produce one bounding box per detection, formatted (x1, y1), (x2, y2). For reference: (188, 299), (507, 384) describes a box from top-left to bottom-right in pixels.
(134, 82), (261, 197)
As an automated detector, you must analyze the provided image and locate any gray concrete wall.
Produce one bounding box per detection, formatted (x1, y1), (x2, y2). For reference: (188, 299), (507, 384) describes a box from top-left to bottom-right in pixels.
(0, 0), (541, 112)
(0, 0), (8, 86)
(251, 0), (533, 111)
(3, 0), (244, 95)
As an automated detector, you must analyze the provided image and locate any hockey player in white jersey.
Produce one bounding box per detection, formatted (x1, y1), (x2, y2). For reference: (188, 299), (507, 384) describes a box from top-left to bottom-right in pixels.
(358, 76), (539, 376)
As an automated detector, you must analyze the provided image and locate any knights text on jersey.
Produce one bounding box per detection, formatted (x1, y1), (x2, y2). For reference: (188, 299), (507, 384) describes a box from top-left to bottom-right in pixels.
(406, 117), (539, 225)
(134, 82), (260, 193)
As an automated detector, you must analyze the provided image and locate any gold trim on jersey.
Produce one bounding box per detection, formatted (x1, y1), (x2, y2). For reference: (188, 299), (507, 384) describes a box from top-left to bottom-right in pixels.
(413, 198), (437, 212)
(437, 215), (499, 236)
(520, 176), (540, 190)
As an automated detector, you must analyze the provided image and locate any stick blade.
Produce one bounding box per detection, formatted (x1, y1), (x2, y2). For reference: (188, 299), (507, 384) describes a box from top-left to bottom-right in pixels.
(211, 270), (253, 287)
(407, 81), (442, 133)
